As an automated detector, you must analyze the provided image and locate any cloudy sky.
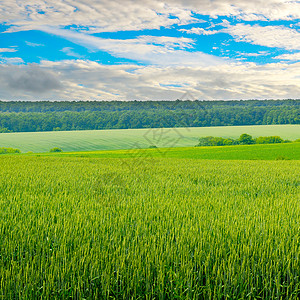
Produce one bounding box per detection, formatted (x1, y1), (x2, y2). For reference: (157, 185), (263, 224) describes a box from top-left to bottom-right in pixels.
(0, 0), (300, 100)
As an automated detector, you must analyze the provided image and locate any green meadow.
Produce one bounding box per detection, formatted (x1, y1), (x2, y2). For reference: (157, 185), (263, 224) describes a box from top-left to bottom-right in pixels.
(0, 124), (299, 153)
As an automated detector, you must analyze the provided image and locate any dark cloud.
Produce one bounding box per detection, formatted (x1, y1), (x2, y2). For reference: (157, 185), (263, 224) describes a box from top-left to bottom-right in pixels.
(6, 65), (63, 93)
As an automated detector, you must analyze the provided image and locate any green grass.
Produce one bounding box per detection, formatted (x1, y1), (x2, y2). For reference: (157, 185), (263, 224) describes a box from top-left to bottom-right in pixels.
(0, 156), (299, 298)
(0, 124), (299, 153)
(38, 142), (300, 160)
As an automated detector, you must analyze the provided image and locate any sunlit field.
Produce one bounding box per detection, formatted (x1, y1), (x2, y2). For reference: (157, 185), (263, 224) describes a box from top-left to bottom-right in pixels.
(1, 156), (299, 298)
(0, 124), (299, 153)
(39, 142), (300, 161)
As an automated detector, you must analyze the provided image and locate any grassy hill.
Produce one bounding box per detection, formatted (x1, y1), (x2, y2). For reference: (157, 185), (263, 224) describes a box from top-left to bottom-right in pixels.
(0, 124), (299, 153)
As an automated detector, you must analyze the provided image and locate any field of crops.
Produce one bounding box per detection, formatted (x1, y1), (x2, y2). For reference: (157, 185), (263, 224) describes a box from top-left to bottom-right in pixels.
(0, 156), (299, 298)
(0, 124), (299, 153)
(41, 142), (300, 160)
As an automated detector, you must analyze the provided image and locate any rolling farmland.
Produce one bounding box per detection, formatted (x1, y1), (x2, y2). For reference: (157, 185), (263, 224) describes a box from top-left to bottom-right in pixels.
(1, 0), (300, 298)
(39, 142), (300, 160)
(1, 124), (300, 298)
(0, 156), (299, 298)
(0, 124), (299, 153)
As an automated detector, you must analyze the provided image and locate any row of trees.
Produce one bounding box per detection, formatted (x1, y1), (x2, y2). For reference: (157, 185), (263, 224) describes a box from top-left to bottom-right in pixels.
(0, 102), (298, 133)
(196, 134), (296, 147)
(0, 99), (299, 113)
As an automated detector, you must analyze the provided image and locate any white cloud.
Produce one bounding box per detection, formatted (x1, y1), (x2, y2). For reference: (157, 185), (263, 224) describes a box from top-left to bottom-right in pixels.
(179, 28), (219, 35)
(184, 23), (300, 51)
(42, 27), (223, 66)
(0, 59), (299, 100)
(0, 57), (24, 64)
(61, 47), (83, 58)
(173, 0), (300, 21)
(25, 41), (44, 47)
(274, 52), (300, 61)
(235, 51), (270, 57)
(225, 24), (300, 50)
(1, 0), (300, 34)
(1, 1), (299, 101)
(0, 48), (17, 53)
(2, 0), (196, 33)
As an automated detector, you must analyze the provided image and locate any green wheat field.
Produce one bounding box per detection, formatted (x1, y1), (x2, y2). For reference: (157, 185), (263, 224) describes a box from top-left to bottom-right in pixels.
(39, 142), (300, 160)
(0, 144), (299, 298)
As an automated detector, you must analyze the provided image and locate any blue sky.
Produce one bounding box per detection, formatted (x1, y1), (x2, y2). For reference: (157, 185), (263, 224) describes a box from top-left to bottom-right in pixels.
(0, 0), (300, 100)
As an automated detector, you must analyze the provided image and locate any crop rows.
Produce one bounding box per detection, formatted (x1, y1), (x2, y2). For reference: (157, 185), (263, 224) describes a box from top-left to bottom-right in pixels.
(0, 156), (299, 299)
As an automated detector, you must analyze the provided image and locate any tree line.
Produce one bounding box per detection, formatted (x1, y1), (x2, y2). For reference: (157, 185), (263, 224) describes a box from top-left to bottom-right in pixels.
(0, 147), (20, 154)
(0, 100), (299, 133)
(196, 134), (299, 147)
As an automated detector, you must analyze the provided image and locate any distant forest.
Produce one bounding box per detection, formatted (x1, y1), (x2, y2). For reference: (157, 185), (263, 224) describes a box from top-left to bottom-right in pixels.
(0, 100), (299, 132)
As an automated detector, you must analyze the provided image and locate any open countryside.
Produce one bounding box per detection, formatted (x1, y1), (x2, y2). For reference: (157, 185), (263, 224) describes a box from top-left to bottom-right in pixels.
(1, 0), (300, 298)
(0, 124), (299, 153)
(1, 123), (299, 298)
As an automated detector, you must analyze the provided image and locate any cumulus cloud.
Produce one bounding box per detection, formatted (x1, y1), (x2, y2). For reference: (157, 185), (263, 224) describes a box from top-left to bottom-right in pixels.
(225, 24), (300, 50)
(0, 59), (299, 100)
(1, 1), (299, 101)
(274, 52), (300, 61)
(0, 57), (24, 64)
(179, 28), (219, 35)
(182, 23), (300, 51)
(2, 0), (196, 33)
(170, 0), (300, 20)
(1, 0), (300, 34)
(2, 64), (63, 94)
